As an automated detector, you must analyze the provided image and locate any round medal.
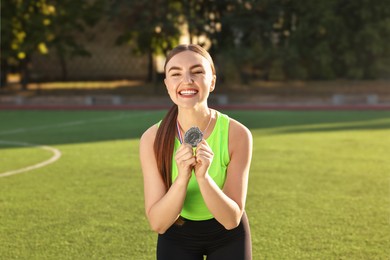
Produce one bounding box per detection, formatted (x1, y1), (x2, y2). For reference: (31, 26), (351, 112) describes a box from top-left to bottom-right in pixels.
(184, 126), (203, 147)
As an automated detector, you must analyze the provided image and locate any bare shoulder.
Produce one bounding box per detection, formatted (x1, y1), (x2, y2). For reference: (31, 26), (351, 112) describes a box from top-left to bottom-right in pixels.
(139, 124), (159, 161)
(228, 118), (252, 155)
(139, 123), (160, 183)
(140, 124), (159, 147)
(229, 118), (252, 141)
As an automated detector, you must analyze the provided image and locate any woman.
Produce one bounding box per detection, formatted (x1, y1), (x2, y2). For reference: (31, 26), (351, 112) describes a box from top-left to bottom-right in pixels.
(139, 44), (253, 260)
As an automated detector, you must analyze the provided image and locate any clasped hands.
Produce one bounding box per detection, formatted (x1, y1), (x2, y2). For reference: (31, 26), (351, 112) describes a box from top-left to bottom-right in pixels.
(175, 140), (214, 179)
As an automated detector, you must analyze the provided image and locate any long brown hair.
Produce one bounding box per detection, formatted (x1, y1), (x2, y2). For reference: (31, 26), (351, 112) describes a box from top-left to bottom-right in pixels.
(154, 44), (216, 191)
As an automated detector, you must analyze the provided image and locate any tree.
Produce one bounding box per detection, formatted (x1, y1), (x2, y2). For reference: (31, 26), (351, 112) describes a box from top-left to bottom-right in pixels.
(48, 0), (106, 81)
(214, 0), (390, 81)
(113, 0), (182, 84)
(0, 0), (105, 89)
(333, 0), (390, 79)
(1, 0), (55, 89)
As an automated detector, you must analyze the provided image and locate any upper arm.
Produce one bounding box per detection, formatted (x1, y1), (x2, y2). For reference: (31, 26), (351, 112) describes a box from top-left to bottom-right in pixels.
(139, 125), (167, 217)
(223, 119), (253, 212)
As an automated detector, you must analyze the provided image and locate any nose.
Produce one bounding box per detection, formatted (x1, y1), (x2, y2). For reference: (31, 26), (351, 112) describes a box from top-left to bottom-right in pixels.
(183, 71), (193, 84)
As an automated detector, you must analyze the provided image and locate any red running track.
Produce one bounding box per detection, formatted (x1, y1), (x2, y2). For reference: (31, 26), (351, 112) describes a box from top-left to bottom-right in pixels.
(1, 104), (390, 111)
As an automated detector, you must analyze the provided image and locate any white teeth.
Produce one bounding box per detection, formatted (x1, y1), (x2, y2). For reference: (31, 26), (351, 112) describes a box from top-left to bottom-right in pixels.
(180, 90), (198, 95)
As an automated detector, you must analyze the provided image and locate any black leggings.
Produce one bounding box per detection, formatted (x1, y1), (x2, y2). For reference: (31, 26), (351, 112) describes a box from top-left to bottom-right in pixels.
(157, 212), (252, 260)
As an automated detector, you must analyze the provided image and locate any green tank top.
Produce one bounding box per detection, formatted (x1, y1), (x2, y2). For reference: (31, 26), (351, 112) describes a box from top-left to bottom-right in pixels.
(172, 111), (230, 220)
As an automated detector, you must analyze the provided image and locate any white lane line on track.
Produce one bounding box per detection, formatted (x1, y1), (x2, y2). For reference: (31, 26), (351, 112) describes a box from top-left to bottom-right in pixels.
(0, 140), (62, 178)
(0, 112), (154, 136)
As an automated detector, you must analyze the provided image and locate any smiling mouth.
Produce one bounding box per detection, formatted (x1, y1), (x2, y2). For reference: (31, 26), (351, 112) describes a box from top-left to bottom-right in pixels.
(179, 90), (198, 96)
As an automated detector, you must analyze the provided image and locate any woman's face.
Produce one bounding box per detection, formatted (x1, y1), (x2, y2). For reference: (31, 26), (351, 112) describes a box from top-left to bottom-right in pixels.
(164, 50), (216, 109)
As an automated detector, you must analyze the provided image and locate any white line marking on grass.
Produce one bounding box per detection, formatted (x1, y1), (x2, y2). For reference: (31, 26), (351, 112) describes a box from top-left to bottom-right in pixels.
(0, 111), (154, 177)
(0, 112), (155, 136)
(0, 140), (62, 178)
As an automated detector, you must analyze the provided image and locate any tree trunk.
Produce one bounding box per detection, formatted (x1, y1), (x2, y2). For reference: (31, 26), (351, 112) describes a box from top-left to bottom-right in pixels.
(147, 51), (156, 83)
(20, 56), (31, 90)
(147, 51), (161, 94)
(57, 46), (68, 81)
(0, 59), (8, 88)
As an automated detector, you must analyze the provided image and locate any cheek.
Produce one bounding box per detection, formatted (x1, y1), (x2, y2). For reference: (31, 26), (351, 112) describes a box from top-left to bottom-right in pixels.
(166, 86), (175, 96)
(165, 82), (181, 99)
(165, 79), (176, 92)
(202, 76), (214, 88)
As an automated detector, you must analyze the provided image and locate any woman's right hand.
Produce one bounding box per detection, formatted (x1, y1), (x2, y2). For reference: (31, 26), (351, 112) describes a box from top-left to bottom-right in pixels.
(174, 143), (196, 181)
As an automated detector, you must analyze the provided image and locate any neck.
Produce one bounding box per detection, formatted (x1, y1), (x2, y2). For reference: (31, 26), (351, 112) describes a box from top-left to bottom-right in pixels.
(177, 105), (212, 133)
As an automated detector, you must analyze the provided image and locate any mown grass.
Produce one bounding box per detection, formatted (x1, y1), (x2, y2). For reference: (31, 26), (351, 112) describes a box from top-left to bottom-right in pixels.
(0, 110), (389, 259)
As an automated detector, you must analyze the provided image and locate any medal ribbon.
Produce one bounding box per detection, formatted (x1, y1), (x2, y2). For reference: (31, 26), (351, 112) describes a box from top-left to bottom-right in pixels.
(176, 120), (183, 144)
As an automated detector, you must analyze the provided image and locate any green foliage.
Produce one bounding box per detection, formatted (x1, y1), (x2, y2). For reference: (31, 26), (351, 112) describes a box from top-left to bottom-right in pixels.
(207, 0), (390, 80)
(49, 1), (105, 58)
(1, 0), (55, 65)
(333, 0), (390, 79)
(112, 1), (181, 56)
(1, 0), (106, 84)
(2, 0), (389, 83)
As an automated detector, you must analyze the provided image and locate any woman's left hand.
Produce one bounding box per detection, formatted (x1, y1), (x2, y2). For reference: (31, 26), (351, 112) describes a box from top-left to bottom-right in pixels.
(194, 140), (214, 178)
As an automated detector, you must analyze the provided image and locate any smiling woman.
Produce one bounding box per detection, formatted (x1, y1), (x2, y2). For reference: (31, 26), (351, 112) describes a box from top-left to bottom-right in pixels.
(164, 49), (216, 107)
(139, 44), (253, 260)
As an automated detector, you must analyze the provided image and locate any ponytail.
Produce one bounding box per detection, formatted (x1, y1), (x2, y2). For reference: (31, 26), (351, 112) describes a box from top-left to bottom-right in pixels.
(154, 104), (178, 191)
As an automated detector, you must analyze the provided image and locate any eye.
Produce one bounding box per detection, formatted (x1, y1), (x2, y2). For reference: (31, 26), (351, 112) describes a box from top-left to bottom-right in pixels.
(193, 70), (204, 74)
(171, 73), (181, 77)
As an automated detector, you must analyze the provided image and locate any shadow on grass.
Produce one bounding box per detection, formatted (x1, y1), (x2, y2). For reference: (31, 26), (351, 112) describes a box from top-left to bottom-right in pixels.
(270, 121), (390, 134)
(0, 110), (165, 149)
(227, 110), (390, 133)
(0, 110), (389, 149)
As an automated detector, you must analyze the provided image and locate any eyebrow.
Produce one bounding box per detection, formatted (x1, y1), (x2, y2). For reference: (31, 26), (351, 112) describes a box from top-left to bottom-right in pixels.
(168, 64), (204, 73)
(167, 66), (181, 72)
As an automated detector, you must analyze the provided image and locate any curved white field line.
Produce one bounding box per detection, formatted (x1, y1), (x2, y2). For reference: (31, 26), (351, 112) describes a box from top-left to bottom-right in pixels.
(0, 140), (62, 178)
(0, 111), (152, 177)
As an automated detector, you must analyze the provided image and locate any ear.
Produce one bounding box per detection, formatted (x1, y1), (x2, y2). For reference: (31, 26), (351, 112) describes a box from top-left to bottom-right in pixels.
(209, 75), (216, 92)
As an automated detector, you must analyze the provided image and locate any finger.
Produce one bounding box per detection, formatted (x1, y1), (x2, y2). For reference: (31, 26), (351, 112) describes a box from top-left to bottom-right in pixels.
(196, 154), (213, 164)
(176, 154), (195, 166)
(195, 146), (213, 157)
(181, 158), (197, 171)
(196, 140), (212, 151)
(176, 148), (194, 160)
(176, 145), (195, 159)
(176, 148), (196, 166)
(182, 143), (194, 149)
(196, 139), (209, 148)
(176, 143), (193, 155)
(195, 153), (213, 163)
(187, 157), (196, 166)
(196, 144), (213, 153)
(195, 147), (213, 163)
(176, 156), (195, 169)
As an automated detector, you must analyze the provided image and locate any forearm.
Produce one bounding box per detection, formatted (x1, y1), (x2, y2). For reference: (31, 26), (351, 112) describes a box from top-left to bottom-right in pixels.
(147, 178), (188, 234)
(197, 175), (243, 230)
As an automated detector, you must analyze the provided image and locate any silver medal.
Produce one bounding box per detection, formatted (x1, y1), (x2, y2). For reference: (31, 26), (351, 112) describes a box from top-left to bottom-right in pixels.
(184, 126), (203, 147)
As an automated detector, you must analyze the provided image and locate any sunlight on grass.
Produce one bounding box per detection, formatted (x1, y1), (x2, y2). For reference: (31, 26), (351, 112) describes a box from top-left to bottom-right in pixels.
(0, 110), (389, 259)
(248, 118), (390, 259)
(264, 117), (390, 134)
(0, 145), (53, 173)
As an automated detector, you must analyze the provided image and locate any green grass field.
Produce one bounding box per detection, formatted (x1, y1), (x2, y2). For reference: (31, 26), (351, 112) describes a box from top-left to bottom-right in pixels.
(0, 109), (389, 259)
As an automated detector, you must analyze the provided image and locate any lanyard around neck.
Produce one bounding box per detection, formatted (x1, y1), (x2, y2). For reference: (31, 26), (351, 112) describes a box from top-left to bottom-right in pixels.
(176, 120), (183, 144)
